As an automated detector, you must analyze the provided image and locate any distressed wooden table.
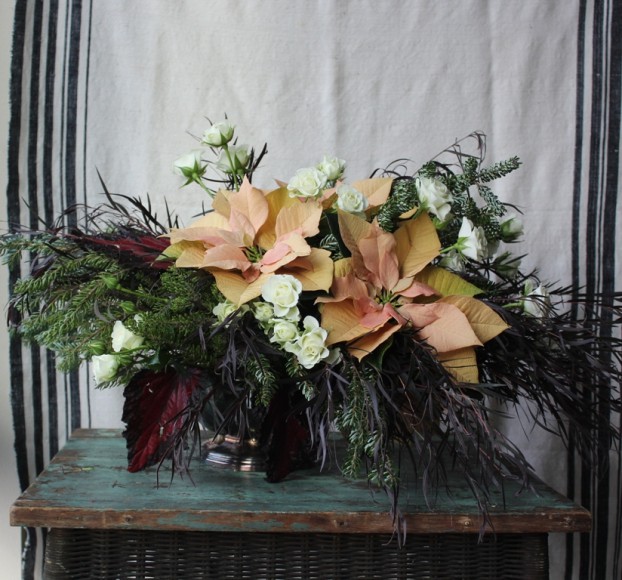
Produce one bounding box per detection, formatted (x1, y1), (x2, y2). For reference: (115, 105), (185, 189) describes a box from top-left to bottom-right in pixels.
(11, 429), (591, 579)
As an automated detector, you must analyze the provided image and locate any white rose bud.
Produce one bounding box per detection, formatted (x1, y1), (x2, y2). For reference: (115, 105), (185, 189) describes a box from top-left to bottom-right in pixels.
(287, 167), (328, 199)
(317, 155), (346, 181)
(522, 279), (552, 318)
(416, 176), (453, 221)
(336, 184), (369, 215)
(500, 215), (524, 242)
(173, 150), (205, 177)
(261, 274), (302, 317)
(91, 354), (119, 384)
(216, 144), (250, 174)
(213, 300), (240, 323)
(111, 320), (144, 352)
(270, 320), (300, 345)
(285, 316), (330, 369)
(252, 302), (274, 324)
(457, 217), (487, 261)
(202, 121), (235, 147)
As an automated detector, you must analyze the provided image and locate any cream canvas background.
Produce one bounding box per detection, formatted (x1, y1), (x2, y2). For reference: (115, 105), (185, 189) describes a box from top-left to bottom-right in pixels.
(3, 2), (620, 578)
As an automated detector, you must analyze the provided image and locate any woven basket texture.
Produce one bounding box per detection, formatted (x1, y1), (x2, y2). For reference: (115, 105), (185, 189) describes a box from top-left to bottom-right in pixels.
(43, 528), (548, 579)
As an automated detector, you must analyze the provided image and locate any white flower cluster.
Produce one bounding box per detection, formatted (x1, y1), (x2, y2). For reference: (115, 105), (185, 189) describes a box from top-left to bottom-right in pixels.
(91, 320), (145, 384)
(287, 155), (345, 199)
(210, 275), (333, 369)
(415, 175), (524, 269)
(173, 121), (250, 181)
(257, 274), (332, 369)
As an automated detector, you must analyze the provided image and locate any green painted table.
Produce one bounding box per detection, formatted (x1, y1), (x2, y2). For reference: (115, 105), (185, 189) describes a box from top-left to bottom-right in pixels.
(11, 429), (591, 579)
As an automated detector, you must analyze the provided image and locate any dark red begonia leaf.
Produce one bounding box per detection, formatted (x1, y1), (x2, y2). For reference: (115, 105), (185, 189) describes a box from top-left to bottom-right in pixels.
(122, 368), (203, 472)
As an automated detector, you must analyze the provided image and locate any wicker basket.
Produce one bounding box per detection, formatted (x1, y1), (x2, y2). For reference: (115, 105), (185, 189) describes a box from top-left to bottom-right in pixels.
(44, 528), (548, 579)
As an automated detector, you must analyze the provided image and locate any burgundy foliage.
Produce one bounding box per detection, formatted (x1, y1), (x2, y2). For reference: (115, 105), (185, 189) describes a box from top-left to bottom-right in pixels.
(122, 368), (204, 472)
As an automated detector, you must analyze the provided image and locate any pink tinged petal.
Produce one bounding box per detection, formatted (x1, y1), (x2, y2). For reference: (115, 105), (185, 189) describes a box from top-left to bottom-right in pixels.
(320, 186), (337, 209)
(382, 302), (407, 325)
(351, 178), (393, 208)
(228, 179), (269, 245)
(211, 189), (232, 219)
(358, 224), (400, 291)
(413, 302), (483, 353)
(174, 243), (208, 268)
(394, 278), (438, 298)
(438, 295), (509, 343)
(321, 300), (375, 346)
(397, 303), (440, 328)
(394, 213), (441, 279)
(274, 200), (323, 239)
(348, 323), (402, 361)
(261, 234), (313, 273)
(280, 248), (334, 292)
(261, 241), (292, 266)
(317, 273), (370, 303)
(255, 186), (295, 250)
(337, 211), (374, 278)
(212, 270), (268, 305)
(168, 212), (230, 244)
(360, 305), (393, 328)
(201, 245), (253, 272)
(260, 252), (298, 274)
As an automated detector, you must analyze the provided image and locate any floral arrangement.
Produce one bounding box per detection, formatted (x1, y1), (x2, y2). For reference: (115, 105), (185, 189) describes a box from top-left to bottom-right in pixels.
(2, 120), (621, 536)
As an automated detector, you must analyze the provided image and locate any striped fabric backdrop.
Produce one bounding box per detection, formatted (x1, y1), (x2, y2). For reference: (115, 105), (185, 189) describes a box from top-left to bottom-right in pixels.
(4, 1), (620, 578)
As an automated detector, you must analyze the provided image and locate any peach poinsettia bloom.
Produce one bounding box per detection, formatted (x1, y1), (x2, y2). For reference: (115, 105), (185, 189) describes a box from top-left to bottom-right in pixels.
(165, 177), (333, 305)
(317, 211), (509, 383)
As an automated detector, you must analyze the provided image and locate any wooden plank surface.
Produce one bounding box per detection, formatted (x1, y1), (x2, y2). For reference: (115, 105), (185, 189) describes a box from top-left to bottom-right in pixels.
(11, 429), (591, 534)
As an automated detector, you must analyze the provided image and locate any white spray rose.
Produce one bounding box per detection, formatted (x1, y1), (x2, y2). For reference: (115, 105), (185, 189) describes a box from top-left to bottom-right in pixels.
(91, 354), (119, 384)
(336, 184), (369, 215)
(202, 121), (235, 147)
(173, 150), (204, 177)
(416, 176), (453, 221)
(278, 306), (301, 322)
(213, 300), (244, 323)
(252, 302), (274, 325)
(216, 144), (250, 174)
(522, 279), (552, 318)
(287, 167), (328, 199)
(111, 320), (144, 352)
(285, 316), (330, 369)
(317, 155), (346, 181)
(261, 275), (302, 317)
(270, 320), (300, 345)
(457, 217), (488, 261)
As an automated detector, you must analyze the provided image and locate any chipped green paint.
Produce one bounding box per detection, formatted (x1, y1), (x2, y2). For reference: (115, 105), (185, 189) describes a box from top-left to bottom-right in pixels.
(11, 429), (591, 534)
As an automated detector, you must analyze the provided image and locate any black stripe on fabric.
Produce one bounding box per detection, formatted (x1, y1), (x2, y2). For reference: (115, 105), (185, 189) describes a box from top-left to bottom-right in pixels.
(43, 0), (58, 227)
(83, 0), (94, 425)
(27, 0), (45, 478)
(582, 1), (606, 577)
(64, 0), (81, 222)
(8, 1), (40, 578)
(7, 0), (29, 491)
(44, 0), (60, 457)
(65, 0), (83, 429)
(595, 0), (622, 577)
(567, 3), (588, 578)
